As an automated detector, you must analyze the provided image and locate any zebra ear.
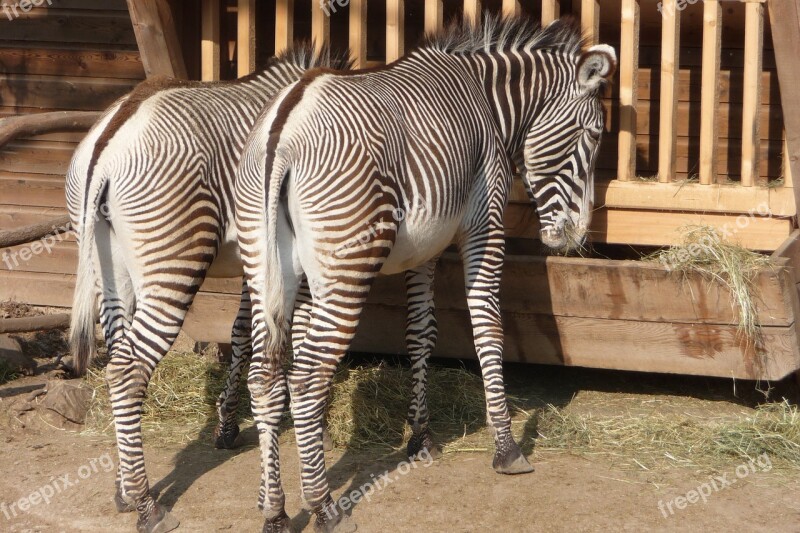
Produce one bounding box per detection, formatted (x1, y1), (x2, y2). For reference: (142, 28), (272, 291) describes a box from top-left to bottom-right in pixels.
(577, 44), (617, 93)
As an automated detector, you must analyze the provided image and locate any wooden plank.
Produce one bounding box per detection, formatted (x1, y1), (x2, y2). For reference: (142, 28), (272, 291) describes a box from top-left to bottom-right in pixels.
(768, 0), (800, 213)
(274, 0), (294, 55)
(0, 48), (144, 79)
(741, 1), (764, 187)
(0, 205), (69, 234)
(237, 0), (256, 77)
(127, 0), (187, 79)
(785, 135), (794, 187)
(0, 10), (137, 47)
(464, 0), (480, 24)
(0, 173), (66, 208)
(0, 270), (74, 307)
(349, 0), (367, 69)
(581, 0), (599, 46)
(699, 0), (721, 185)
(0, 140), (76, 175)
(616, 0), (639, 182)
(310, 0), (329, 53)
(502, 0), (520, 17)
(771, 229), (800, 275)
(541, 0), (560, 25)
(424, 0), (443, 34)
(658, 0), (680, 183)
(201, 0), (221, 81)
(0, 76), (147, 111)
(386, 0), (405, 63)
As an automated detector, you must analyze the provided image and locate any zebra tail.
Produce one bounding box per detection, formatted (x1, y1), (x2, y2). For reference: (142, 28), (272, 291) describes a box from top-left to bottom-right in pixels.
(69, 176), (106, 376)
(262, 151), (291, 364)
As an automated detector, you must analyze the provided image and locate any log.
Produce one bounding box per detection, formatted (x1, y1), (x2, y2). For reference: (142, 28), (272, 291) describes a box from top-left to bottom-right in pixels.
(0, 314), (71, 334)
(0, 111), (100, 149)
(0, 215), (72, 249)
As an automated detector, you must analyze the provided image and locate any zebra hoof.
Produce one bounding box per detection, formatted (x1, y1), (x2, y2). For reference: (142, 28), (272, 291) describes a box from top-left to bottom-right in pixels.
(136, 502), (179, 533)
(213, 422), (241, 449)
(492, 439), (534, 475)
(261, 510), (294, 533)
(406, 429), (441, 461)
(314, 511), (356, 533)
(322, 426), (334, 452)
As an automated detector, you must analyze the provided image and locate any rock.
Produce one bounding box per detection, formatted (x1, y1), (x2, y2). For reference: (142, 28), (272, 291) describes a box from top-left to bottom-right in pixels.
(41, 379), (93, 424)
(0, 334), (36, 376)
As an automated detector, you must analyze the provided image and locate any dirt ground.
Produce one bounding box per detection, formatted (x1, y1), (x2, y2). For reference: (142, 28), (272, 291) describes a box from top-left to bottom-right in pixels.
(1, 374), (799, 533)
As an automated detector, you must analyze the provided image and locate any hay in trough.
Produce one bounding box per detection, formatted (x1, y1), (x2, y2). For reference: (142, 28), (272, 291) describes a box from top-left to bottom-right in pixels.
(643, 225), (772, 342)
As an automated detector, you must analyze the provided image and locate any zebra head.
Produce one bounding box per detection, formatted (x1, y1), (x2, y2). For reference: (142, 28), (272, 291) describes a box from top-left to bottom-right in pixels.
(523, 44), (616, 253)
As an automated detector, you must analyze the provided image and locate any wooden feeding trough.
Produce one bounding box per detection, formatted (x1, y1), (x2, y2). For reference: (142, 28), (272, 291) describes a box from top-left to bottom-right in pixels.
(1, 0), (800, 380)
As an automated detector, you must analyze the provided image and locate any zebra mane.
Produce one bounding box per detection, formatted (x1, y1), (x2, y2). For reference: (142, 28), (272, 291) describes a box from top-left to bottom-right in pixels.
(420, 14), (585, 57)
(271, 41), (353, 72)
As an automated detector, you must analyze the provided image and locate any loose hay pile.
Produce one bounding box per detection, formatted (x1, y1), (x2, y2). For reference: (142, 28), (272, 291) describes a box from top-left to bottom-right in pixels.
(84, 351), (800, 472)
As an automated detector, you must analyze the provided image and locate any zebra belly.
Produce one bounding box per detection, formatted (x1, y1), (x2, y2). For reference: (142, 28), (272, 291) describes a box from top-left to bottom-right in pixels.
(380, 215), (461, 275)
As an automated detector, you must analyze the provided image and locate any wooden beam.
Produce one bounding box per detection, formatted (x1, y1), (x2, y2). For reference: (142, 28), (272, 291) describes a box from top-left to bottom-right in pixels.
(581, 0), (599, 45)
(785, 135), (794, 188)
(658, 0), (680, 183)
(0, 314), (70, 334)
(349, 0), (367, 68)
(541, 0), (560, 25)
(699, 0), (721, 185)
(464, 0), (481, 24)
(311, 0), (330, 53)
(768, 0), (800, 212)
(424, 0), (443, 34)
(502, 0), (521, 17)
(617, 0), (639, 182)
(0, 215), (70, 249)
(741, 1), (764, 187)
(237, 0), (256, 77)
(386, 0), (404, 63)
(126, 0), (187, 79)
(275, 0), (294, 55)
(201, 0), (220, 81)
(0, 111), (99, 149)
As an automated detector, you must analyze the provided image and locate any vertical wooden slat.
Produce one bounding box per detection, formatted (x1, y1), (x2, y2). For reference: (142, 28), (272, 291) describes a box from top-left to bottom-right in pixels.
(201, 0), (220, 81)
(349, 0), (367, 68)
(425, 0), (443, 34)
(386, 0), (405, 63)
(311, 0), (330, 53)
(658, 0), (680, 183)
(617, 0), (639, 182)
(464, 0), (481, 24)
(127, 0), (187, 79)
(784, 135), (794, 188)
(581, 0), (599, 46)
(741, 1), (764, 187)
(541, 0), (560, 25)
(502, 0), (521, 17)
(699, 0), (721, 185)
(275, 0), (294, 55)
(237, 0), (256, 77)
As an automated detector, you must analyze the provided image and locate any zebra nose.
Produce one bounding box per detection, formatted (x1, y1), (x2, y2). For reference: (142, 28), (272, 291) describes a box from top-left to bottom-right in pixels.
(540, 227), (567, 250)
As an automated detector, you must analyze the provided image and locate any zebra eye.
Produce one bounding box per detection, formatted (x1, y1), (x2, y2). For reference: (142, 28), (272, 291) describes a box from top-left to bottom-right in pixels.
(586, 129), (602, 142)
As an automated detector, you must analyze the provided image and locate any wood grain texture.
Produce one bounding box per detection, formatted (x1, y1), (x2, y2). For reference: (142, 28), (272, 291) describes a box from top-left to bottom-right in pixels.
(617, 0), (639, 182)
(127, 0), (187, 78)
(699, 0), (721, 185)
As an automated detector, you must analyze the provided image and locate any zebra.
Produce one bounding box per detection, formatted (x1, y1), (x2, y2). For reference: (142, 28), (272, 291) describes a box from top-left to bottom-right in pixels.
(65, 44), (353, 533)
(235, 15), (615, 532)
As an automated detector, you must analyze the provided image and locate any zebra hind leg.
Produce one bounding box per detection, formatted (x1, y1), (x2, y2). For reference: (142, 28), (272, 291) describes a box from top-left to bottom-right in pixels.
(404, 259), (442, 461)
(215, 281), (252, 449)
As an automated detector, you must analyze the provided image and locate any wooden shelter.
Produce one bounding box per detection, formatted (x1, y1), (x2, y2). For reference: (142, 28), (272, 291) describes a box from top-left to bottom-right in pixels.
(2, 0), (800, 380)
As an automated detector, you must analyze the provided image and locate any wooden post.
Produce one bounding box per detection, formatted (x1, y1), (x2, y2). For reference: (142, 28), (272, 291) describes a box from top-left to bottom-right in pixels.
(699, 0), (721, 185)
(425, 0), (443, 34)
(386, 0), (405, 63)
(201, 0), (220, 81)
(311, 0), (330, 53)
(349, 0), (367, 68)
(464, 0), (481, 24)
(126, 0), (187, 79)
(741, 1), (764, 187)
(502, 0), (521, 17)
(237, 0), (256, 77)
(581, 0), (599, 45)
(784, 136), (794, 188)
(617, 0), (639, 182)
(541, 0), (560, 25)
(769, 0), (800, 208)
(275, 0), (294, 55)
(658, 0), (680, 183)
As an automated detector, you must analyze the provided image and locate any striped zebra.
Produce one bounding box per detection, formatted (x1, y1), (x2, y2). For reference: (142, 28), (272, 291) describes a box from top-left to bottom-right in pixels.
(66, 45), (351, 533)
(236, 15), (615, 532)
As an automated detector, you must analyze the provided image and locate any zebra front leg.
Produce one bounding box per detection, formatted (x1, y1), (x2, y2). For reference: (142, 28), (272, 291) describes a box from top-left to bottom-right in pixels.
(215, 282), (252, 449)
(460, 228), (533, 475)
(404, 260), (441, 460)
